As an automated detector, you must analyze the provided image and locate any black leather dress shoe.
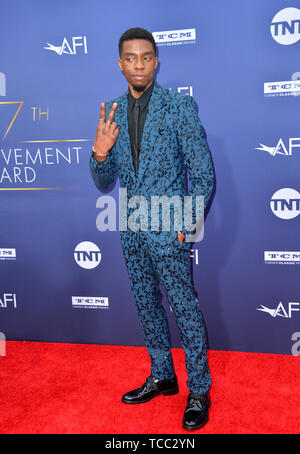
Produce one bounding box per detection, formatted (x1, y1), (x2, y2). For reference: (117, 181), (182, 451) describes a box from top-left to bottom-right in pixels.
(121, 375), (179, 404)
(182, 392), (210, 430)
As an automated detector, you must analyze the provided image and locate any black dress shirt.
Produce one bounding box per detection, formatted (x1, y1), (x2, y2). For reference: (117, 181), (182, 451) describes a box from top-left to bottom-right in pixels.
(127, 81), (154, 176)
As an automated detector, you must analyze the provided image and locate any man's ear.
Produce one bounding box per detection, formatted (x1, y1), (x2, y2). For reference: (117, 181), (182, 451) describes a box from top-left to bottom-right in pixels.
(117, 58), (123, 72)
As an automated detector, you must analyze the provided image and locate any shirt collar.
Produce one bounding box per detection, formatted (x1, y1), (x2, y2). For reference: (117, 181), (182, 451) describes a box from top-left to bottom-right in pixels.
(127, 80), (154, 112)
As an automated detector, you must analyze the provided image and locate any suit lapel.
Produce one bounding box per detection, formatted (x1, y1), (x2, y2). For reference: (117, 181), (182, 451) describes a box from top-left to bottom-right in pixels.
(117, 81), (166, 188)
(136, 82), (165, 187)
(116, 91), (136, 184)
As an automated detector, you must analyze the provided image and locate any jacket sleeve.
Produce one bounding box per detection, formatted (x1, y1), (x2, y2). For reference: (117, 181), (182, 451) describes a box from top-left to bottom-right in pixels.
(89, 148), (118, 190)
(89, 102), (118, 190)
(176, 95), (214, 235)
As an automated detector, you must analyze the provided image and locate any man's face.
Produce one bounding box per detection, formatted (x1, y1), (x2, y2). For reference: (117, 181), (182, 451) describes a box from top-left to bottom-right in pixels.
(118, 39), (158, 93)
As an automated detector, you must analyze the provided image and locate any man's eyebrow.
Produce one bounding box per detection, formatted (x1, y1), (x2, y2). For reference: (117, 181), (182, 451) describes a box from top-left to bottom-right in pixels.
(123, 51), (154, 56)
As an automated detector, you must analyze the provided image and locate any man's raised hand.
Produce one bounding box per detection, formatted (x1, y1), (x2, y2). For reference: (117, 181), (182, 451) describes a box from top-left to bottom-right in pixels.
(93, 102), (119, 162)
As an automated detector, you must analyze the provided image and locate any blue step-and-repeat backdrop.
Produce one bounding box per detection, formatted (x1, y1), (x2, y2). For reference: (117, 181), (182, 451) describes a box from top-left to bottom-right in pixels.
(1, 0), (300, 355)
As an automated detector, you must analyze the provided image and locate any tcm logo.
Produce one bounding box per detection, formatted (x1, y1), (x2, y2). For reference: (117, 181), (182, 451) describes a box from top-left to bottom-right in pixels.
(74, 241), (101, 269)
(0, 294), (17, 308)
(152, 28), (196, 45)
(0, 72), (6, 96)
(0, 248), (16, 260)
(270, 7), (300, 45)
(44, 36), (88, 55)
(270, 188), (300, 219)
(72, 296), (109, 309)
(264, 79), (300, 96)
(256, 138), (300, 156)
(264, 251), (300, 265)
(257, 302), (299, 318)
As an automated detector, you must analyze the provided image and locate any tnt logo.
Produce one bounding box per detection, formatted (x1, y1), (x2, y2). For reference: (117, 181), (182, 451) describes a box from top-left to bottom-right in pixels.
(270, 7), (300, 45)
(74, 241), (101, 269)
(270, 188), (300, 219)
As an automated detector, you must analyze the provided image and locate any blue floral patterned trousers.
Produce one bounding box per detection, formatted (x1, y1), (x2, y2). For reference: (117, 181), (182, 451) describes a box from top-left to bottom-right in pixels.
(120, 229), (211, 394)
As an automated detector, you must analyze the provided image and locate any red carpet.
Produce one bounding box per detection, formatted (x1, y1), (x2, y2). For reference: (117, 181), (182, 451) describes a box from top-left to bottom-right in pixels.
(0, 341), (299, 434)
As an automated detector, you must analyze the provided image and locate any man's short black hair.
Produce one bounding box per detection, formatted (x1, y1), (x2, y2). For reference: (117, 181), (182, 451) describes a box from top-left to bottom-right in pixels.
(118, 27), (157, 57)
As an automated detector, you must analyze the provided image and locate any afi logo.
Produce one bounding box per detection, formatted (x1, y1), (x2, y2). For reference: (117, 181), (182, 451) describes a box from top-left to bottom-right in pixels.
(256, 138), (300, 156)
(178, 86), (193, 96)
(270, 188), (300, 219)
(168, 86), (193, 96)
(257, 302), (299, 318)
(270, 7), (300, 45)
(44, 36), (88, 55)
(0, 293), (17, 308)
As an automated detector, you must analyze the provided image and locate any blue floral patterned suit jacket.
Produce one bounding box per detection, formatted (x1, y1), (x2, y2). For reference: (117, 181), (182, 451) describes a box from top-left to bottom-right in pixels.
(90, 80), (214, 248)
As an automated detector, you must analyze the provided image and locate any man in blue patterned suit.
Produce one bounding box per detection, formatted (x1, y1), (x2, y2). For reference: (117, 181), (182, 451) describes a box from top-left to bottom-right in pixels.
(89, 27), (214, 430)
